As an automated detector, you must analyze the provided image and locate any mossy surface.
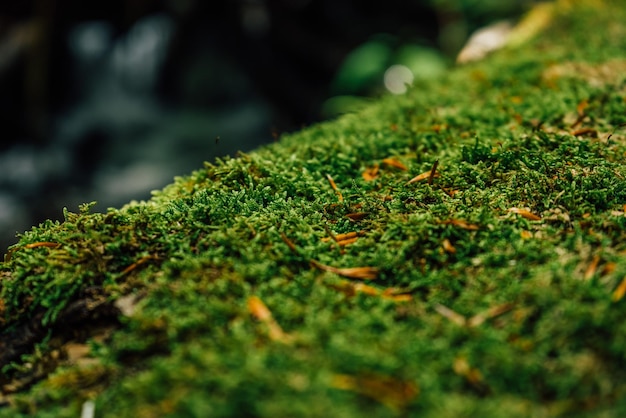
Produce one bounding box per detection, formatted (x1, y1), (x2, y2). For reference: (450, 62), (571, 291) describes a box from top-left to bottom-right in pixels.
(2, 2), (626, 417)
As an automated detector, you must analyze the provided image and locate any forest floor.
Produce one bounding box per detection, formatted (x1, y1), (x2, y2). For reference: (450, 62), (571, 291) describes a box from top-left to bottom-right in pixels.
(1, 1), (626, 417)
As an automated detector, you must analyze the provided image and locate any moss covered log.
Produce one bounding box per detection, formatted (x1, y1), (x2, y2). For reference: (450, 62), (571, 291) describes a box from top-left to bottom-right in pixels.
(2, 1), (626, 416)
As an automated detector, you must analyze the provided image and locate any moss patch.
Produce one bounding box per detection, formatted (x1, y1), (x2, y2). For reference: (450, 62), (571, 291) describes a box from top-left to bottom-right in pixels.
(2, 2), (626, 417)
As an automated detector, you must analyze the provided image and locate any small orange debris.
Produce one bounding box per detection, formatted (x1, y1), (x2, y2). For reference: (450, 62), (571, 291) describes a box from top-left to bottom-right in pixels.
(571, 127), (598, 137)
(322, 230), (364, 246)
(23, 242), (61, 249)
(345, 212), (368, 222)
(330, 281), (411, 302)
(612, 277), (626, 302)
(310, 260), (378, 280)
(576, 99), (589, 116)
(406, 162), (441, 185)
(584, 255), (601, 281)
(331, 373), (419, 411)
(442, 238), (456, 254)
(520, 230), (533, 239)
(601, 262), (617, 276)
(508, 207), (542, 221)
(382, 157), (408, 171)
(453, 357), (487, 393)
(362, 164), (380, 181)
(119, 255), (157, 276)
(247, 296), (289, 342)
(440, 219), (480, 230)
(326, 174), (344, 202)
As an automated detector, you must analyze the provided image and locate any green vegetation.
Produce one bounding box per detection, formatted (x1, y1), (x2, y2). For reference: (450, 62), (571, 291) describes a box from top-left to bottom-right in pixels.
(2, 1), (626, 416)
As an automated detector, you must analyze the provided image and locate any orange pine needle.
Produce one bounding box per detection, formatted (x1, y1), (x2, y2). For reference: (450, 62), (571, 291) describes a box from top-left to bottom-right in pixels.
(23, 242), (61, 249)
(442, 238), (456, 254)
(310, 259), (378, 280)
(571, 127), (598, 137)
(382, 157), (408, 171)
(345, 212), (368, 221)
(247, 296), (288, 341)
(440, 219), (480, 230)
(584, 255), (601, 280)
(362, 164), (380, 181)
(331, 373), (419, 410)
(326, 174), (343, 202)
(120, 255), (156, 276)
(406, 165), (441, 185)
(508, 208), (542, 221)
(612, 277), (626, 302)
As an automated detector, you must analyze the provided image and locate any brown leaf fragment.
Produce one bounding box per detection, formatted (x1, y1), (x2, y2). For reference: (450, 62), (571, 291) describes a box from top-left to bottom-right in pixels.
(612, 277), (626, 302)
(508, 207), (542, 221)
(434, 304), (467, 327)
(440, 219), (480, 230)
(310, 259), (378, 280)
(247, 296), (289, 342)
(362, 164), (380, 181)
(382, 157), (408, 171)
(331, 373), (419, 411)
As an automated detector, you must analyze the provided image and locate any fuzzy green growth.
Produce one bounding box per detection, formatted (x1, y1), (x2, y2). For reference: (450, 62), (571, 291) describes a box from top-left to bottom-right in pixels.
(2, 2), (626, 417)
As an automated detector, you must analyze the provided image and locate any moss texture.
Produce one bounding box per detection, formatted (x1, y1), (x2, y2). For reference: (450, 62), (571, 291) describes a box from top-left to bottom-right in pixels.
(2, 1), (626, 416)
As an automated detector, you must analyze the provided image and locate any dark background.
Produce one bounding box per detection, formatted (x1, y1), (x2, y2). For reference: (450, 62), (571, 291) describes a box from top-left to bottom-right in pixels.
(0, 0), (530, 250)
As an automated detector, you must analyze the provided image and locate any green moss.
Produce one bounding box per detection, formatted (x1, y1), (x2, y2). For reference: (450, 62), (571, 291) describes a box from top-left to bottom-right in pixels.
(2, 2), (626, 416)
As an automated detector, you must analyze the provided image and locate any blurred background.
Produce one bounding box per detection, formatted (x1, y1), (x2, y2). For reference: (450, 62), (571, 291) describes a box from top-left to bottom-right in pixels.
(0, 0), (532, 250)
